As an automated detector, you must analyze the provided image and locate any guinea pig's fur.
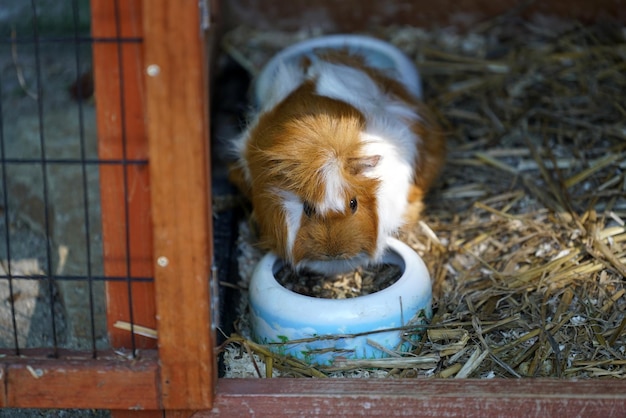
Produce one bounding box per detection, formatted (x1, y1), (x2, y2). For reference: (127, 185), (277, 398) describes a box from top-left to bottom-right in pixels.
(229, 50), (445, 274)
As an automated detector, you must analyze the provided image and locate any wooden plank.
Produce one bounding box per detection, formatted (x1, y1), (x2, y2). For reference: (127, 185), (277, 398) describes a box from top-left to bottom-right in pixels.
(224, 0), (625, 31)
(110, 413), (164, 418)
(202, 378), (626, 417)
(143, 0), (215, 410)
(111, 411), (196, 418)
(2, 350), (159, 410)
(91, 0), (157, 349)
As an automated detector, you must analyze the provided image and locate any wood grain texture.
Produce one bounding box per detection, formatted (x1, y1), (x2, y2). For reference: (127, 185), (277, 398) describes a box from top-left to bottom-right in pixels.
(92, 0), (157, 350)
(223, 0), (625, 31)
(0, 350), (159, 409)
(143, 0), (216, 410)
(111, 411), (197, 418)
(110, 412), (164, 418)
(199, 378), (626, 417)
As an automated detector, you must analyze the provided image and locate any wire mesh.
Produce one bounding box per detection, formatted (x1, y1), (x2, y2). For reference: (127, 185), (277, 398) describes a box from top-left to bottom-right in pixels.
(0, 0), (152, 359)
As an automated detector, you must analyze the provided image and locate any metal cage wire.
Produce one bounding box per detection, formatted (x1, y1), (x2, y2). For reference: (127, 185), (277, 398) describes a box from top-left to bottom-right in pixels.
(0, 0), (152, 359)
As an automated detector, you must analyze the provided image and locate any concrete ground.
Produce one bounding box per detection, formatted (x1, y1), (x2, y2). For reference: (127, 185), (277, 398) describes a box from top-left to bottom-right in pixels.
(0, 0), (106, 352)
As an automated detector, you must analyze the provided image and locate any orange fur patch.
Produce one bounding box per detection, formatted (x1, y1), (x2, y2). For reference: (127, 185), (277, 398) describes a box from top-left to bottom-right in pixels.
(233, 50), (446, 265)
(245, 81), (380, 262)
(317, 49), (446, 225)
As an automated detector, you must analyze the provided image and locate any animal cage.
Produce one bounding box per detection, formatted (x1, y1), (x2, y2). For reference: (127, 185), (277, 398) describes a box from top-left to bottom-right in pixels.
(0, 0), (214, 413)
(0, 0), (625, 417)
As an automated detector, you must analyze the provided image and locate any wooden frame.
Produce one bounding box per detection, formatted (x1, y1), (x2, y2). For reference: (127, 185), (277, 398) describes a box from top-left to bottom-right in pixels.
(0, 0), (215, 413)
(223, 0), (626, 30)
(143, 0), (216, 410)
(93, 0), (156, 351)
(209, 378), (626, 417)
(0, 349), (159, 410)
(2, 352), (626, 416)
(1, 0), (625, 417)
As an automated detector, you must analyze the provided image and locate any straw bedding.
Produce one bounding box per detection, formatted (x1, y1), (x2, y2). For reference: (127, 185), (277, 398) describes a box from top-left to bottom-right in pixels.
(216, 14), (626, 379)
(275, 263), (402, 298)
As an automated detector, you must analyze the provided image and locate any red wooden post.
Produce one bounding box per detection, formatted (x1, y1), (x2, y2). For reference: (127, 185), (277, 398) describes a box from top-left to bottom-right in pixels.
(91, 0), (157, 349)
(0, 349), (159, 409)
(143, 0), (216, 410)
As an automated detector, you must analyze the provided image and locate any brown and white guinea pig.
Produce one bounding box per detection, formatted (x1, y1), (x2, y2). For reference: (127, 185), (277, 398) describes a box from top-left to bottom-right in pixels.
(229, 49), (445, 274)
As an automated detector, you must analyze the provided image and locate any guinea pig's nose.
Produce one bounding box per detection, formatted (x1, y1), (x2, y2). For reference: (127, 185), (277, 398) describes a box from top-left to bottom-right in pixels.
(322, 229), (348, 259)
(321, 245), (342, 259)
(323, 249), (346, 259)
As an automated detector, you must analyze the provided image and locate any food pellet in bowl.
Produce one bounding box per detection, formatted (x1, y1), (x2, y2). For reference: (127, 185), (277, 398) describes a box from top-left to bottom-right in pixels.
(275, 263), (403, 299)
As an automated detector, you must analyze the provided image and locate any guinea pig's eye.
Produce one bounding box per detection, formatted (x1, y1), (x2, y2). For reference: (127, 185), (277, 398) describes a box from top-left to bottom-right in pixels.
(303, 201), (315, 218)
(349, 197), (358, 214)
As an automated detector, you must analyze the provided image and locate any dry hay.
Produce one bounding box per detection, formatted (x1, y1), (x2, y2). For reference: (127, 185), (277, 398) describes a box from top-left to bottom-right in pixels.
(217, 14), (626, 379)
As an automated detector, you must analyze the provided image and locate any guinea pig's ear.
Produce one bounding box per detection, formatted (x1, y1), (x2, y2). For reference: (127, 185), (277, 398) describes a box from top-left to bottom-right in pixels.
(347, 155), (380, 176)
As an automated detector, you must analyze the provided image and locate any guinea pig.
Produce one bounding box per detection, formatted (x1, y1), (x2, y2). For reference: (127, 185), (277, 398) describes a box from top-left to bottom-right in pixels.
(229, 49), (445, 274)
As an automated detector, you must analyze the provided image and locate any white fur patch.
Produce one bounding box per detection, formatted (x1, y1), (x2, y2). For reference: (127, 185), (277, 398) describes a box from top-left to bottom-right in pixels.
(313, 61), (419, 118)
(309, 58), (423, 258)
(230, 131), (253, 186)
(298, 253), (371, 275)
(360, 132), (414, 259)
(276, 189), (304, 259)
(318, 156), (347, 214)
(260, 62), (307, 111)
(314, 62), (380, 110)
(312, 59), (420, 167)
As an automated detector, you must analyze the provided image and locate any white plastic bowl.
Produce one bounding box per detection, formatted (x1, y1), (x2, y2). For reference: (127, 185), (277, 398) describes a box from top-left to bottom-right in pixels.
(248, 237), (432, 366)
(254, 34), (422, 107)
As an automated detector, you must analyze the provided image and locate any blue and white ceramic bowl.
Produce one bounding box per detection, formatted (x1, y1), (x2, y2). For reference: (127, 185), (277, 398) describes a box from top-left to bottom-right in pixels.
(253, 34), (422, 107)
(248, 237), (432, 366)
